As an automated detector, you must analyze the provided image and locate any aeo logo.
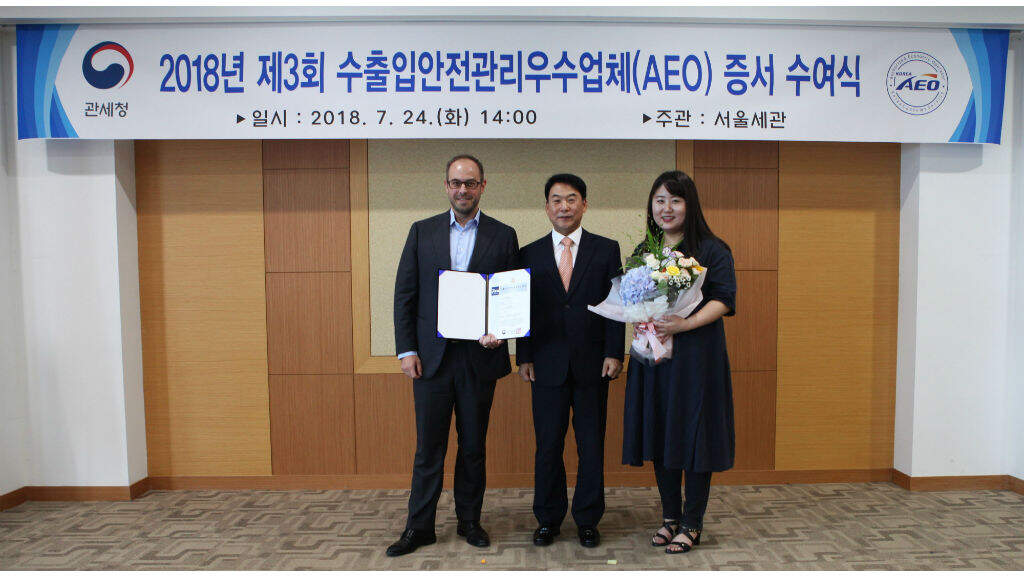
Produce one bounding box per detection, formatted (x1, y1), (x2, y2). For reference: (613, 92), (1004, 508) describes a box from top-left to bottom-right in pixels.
(82, 41), (134, 89)
(886, 51), (949, 115)
(896, 74), (941, 92)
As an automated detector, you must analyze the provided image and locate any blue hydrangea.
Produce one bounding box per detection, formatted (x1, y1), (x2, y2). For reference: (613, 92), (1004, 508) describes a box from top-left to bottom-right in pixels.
(620, 266), (656, 305)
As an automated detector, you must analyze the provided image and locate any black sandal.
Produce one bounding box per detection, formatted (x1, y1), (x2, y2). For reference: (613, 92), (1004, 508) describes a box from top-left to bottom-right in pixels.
(665, 527), (701, 554)
(651, 520), (681, 547)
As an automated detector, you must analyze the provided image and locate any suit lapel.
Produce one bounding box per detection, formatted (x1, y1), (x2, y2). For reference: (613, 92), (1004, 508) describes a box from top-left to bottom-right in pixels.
(566, 229), (596, 298)
(468, 212), (495, 271)
(432, 211), (451, 269)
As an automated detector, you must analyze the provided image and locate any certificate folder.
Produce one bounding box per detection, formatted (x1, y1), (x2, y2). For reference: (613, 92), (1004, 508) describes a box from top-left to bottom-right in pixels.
(436, 268), (531, 340)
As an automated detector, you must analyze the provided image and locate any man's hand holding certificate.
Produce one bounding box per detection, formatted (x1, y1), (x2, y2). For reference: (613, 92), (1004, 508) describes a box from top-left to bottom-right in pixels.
(437, 269), (531, 344)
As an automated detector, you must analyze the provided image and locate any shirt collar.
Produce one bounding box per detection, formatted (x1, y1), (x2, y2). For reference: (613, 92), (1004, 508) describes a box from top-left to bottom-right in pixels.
(551, 226), (583, 248)
(450, 208), (481, 229)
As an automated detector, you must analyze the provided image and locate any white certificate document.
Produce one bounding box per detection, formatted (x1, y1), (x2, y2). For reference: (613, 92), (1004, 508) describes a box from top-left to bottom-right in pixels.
(436, 268), (531, 341)
(487, 269), (531, 339)
(436, 271), (486, 340)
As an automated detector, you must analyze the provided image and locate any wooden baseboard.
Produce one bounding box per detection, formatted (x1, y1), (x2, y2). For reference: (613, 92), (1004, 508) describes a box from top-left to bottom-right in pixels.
(8, 472), (1018, 503)
(24, 486), (132, 502)
(152, 474), (420, 491)
(148, 468), (895, 492)
(607, 469), (894, 486)
(1007, 475), (1023, 496)
(892, 471), (1012, 492)
(150, 474), (530, 491)
(1, 479), (153, 510)
(130, 477), (152, 499)
(0, 487), (28, 511)
(716, 468), (894, 485)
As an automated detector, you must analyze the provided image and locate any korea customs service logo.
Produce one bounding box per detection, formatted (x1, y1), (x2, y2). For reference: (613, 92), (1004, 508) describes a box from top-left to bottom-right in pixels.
(82, 41), (134, 89)
(886, 51), (949, 115)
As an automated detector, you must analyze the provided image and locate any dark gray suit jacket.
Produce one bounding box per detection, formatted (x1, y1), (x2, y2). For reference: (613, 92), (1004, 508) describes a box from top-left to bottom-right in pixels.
(394, 211), (520, 381)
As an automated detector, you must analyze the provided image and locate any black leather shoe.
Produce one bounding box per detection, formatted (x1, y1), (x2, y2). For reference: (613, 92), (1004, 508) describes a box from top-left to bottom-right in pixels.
(578, 525), (600, 548)
(385, 528), (437, 557)
(457, 520), (491, 547)
(533, 525), (560, 546)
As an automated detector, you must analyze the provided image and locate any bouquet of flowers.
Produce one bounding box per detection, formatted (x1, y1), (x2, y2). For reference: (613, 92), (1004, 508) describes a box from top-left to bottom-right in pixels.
(588, 231), (705, 363)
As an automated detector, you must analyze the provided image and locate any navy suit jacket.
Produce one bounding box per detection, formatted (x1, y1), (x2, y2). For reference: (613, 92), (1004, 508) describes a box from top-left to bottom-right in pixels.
(394, 211), (519, 381)
(516, 229), (625, 387)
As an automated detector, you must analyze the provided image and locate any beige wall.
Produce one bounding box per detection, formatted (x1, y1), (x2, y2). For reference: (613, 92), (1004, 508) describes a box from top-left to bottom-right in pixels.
(367, 139), (674, 356)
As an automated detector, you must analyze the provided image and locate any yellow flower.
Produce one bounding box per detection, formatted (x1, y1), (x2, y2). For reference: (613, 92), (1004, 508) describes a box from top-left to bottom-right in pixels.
(666, 265), (680, 276)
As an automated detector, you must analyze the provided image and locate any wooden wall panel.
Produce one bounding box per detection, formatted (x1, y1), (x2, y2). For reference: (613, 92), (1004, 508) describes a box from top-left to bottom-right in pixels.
(486, 375), (535, 474)
(353, 373), (418, 474)
(724, 271), (778, 372)
(353, 374), (456, 475)
(137, 138), (897, 488)
(676, 140), (694, 175)
(351, 372), (624, 479)
(694, 169), (779, 270)
(270, 375), (356, 474)
(137, 140), (271, 476)
(347, 372), (639, 479)
(691, 139), (780, 473)
(263, 140), (350, 170)
(732, 371), (777, 470)
(776, 142), (899, 471)
(695, 140), (779, 169)
(266, 272), (354, 374)
(264, 169), (351, 272)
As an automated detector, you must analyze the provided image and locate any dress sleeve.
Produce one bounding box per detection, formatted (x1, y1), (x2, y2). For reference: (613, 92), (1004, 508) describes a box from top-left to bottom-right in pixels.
(700, 238), (737, 316)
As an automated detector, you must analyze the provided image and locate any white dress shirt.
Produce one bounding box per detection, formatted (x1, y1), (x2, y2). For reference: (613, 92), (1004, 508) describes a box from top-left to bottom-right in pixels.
(551, 226), (583, 267)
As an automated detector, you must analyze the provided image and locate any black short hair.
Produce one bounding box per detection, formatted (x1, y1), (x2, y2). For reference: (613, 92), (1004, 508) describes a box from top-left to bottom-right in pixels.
(544, 173), (587, 200)
(445, 154), (484, 180)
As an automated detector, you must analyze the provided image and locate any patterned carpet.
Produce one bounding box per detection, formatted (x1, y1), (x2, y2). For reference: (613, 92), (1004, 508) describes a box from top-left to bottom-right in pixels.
(1, 483), (1022, 570)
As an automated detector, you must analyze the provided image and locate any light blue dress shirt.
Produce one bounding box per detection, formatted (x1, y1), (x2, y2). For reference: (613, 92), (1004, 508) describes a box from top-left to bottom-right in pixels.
(449, 208), (481, 272)
(398, 209), (481, 359)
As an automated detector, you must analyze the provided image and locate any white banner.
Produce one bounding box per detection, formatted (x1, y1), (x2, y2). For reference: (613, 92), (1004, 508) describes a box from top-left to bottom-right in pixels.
(16, 22), (1009, 143)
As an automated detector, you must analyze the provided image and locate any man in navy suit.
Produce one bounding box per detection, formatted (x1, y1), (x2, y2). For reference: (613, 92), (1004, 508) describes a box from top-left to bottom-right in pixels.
(388, 154), (519, 557)
(516, 173), (625, 548)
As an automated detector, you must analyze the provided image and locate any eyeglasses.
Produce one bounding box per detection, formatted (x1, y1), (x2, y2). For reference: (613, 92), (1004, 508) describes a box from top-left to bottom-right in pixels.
(447, 179), (481, 190)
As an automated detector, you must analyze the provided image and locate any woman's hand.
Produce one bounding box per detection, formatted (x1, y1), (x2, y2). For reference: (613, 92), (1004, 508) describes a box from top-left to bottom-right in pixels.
(652, 301), (730, 339)
(653, 315), (692, 339)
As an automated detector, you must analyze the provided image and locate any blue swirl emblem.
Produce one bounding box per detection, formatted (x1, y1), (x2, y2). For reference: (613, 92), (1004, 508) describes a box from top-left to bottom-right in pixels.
(886, 51), (948, 115)
(82, 41), (134, 89)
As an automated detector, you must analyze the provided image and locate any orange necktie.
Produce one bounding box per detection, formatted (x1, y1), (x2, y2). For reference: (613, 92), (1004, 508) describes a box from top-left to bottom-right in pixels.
(558, 236), (574, 291)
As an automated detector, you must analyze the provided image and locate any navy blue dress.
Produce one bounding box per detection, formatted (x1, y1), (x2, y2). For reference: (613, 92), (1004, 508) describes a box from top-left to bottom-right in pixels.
(622, 236), (737, 472)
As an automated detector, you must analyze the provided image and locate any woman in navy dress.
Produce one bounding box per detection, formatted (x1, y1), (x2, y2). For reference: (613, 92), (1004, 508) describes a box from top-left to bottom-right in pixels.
(622, 170), (737, 554)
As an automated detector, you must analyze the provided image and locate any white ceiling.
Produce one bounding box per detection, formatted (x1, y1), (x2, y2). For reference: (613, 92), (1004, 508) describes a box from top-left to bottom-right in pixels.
(0, 6), (1023, 29)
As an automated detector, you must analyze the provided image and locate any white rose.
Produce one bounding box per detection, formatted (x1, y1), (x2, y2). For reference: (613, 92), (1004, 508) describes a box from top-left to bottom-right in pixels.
(644, 254), (660, 268)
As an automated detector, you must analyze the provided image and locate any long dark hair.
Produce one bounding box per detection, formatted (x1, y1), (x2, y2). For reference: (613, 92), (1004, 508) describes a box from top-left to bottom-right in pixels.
(644, 170), (717, 256)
